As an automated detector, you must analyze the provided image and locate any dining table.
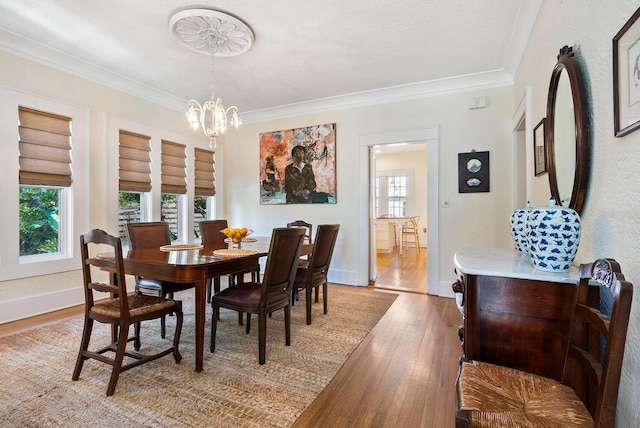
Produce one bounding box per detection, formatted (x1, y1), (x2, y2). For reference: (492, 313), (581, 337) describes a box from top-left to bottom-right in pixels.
(120, 235), (311, 372)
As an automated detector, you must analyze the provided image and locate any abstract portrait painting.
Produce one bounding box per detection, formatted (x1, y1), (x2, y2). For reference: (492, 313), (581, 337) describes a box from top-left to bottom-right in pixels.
(259, 123), (337, 204)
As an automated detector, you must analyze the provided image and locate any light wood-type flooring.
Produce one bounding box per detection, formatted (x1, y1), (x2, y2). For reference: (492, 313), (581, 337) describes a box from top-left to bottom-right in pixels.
(1, 255), (462, 427)
(375, 246), (428, 294)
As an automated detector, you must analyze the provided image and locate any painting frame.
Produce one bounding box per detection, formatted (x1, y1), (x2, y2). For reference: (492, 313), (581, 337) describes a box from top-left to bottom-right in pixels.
(613, 6), (640, 137)
(534, 118), (547, 176)
(458, 150), (490, 193)
(259, 123), (337, 205)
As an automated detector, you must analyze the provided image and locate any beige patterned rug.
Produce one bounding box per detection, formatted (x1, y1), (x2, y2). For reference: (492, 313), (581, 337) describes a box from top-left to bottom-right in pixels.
(0, 285), (397, 427)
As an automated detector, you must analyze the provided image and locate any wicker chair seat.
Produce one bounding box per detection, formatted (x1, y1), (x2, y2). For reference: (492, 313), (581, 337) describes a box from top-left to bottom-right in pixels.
(458, 360), (592, 428)
(91, 294), (178, 319)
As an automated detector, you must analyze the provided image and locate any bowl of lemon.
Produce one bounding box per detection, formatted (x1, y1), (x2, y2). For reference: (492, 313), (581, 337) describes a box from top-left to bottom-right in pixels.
(221, 227), (254, 249)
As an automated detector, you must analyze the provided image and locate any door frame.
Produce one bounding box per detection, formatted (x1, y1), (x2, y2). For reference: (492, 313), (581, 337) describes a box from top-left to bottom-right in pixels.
(358, 127), (440, 295)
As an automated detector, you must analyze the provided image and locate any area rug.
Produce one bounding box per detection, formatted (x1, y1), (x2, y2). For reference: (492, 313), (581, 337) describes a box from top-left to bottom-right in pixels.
(0, 285), (397, 427)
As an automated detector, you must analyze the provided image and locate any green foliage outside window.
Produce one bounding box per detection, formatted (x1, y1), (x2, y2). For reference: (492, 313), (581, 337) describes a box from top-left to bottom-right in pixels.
(19, 186), (60, 256)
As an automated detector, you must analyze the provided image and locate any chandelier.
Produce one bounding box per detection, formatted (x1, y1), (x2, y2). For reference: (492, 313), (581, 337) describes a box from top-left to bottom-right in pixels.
(170, 9), (254, 148)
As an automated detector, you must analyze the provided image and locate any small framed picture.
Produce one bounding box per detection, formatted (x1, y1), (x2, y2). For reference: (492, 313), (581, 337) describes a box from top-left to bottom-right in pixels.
(458, 150), (489, 193)
(613, 7), (640, 137)
(534, 118), (546, 176)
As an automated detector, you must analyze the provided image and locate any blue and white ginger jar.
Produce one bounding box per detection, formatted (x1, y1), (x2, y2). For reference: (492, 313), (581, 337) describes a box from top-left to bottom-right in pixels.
(527, 197), (581, 272)
(510, 201), (532, 254)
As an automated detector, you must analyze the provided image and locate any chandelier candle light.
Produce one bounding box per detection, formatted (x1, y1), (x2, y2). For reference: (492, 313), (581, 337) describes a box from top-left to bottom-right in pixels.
(169, 9), (254, 148)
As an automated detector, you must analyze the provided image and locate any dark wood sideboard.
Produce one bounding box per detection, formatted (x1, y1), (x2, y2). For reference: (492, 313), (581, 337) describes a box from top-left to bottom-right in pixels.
(452, 248), (598, 381)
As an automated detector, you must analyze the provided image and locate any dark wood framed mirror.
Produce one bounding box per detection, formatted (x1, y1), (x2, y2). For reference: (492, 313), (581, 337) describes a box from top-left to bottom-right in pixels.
(545, 45), (590, 214)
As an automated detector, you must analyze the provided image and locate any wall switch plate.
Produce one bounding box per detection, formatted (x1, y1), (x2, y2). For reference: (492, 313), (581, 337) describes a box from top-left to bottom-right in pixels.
(443, 199), (450, 208)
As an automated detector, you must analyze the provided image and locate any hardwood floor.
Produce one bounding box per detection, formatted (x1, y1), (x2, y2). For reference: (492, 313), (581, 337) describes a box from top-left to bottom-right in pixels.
(293, 291), (462, 427)
(375, 246), (427, 294)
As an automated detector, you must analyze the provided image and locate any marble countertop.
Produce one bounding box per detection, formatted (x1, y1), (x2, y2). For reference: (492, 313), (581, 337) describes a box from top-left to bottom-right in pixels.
(454, 247), (578, 284)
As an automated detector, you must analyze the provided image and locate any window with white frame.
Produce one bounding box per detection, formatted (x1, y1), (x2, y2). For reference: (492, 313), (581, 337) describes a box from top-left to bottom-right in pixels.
(193, 148), (216, 240)
(375, 171), (412, 217)
(161, 140), (187, 242)
(118, 130), (151, 244)
(0, 89), (88, 280)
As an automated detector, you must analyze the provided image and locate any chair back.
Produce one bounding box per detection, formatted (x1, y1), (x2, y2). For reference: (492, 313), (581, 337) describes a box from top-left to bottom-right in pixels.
(199, 219), (228, 245)
(80, 229), (129, 314)
(260, 227), (306, 307)
(563, 259), (633, 427)
(126, 222), (171, 249)
(306, 224), (340, 286)
(287, 220), (313, 244)
(405, 216), (419, 230)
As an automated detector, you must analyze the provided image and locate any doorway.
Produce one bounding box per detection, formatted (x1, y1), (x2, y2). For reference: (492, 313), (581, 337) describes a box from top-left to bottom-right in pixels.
(373, 144), (428, 294)
(358, 127), (440, 295)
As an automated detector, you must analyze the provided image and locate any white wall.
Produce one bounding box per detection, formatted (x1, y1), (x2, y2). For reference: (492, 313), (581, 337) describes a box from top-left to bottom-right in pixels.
(220, 86), (515, 289)
(514, 1), (640, 426)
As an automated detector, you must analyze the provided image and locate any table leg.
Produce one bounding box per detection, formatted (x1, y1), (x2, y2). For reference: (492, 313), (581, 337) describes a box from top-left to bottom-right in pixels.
(195, 274), (206, 372)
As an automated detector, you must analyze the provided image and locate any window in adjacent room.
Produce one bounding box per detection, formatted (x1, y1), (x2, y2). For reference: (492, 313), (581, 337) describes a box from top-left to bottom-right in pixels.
(375, 171), (412, 218)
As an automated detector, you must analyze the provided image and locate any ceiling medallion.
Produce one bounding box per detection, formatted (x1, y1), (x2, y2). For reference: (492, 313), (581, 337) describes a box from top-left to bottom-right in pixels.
(169, 9), (253, 147)
(169, 9), (254, 56)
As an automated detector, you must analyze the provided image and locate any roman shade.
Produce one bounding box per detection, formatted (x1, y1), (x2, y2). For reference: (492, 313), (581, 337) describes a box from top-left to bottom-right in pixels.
(161, 140), (187, 194)
(194, 148), (216, 196)
(119, 130), (151, 193)
(18, 106), (72, 187)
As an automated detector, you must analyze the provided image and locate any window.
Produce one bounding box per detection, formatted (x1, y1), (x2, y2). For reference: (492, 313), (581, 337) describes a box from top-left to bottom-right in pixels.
(0, 88), (88, 280)
(161, 140), (187, 242)
(18, 107), (72, 259)
(376, 172), (411, 217)
(118, 130), (151, 244)
(194, 148), (216, 239)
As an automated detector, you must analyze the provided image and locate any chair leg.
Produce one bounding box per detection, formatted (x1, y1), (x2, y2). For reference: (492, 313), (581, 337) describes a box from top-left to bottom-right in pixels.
(259, 311), (267, 365)
(210, 305), (219, 353)
(134, 321), (141, 351)
(161, 315), (167, 339)
(323, 282), (328, 314)
(106, 323), (129, 396)
(206, 278), (212, 304)
(246, 313), (251, 334)
(72, 317), (93, 381)
(172, 301), (183, 363)
(285, 305), (291, 346)
(314, 285), (319, 303)
(306, 286), (313, 325)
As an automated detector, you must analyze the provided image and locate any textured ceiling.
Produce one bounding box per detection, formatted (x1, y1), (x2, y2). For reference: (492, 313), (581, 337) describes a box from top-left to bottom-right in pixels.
(0, 0), (541, 121)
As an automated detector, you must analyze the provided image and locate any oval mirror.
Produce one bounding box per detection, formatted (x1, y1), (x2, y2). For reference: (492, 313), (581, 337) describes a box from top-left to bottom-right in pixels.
(545, 45), (591, 214)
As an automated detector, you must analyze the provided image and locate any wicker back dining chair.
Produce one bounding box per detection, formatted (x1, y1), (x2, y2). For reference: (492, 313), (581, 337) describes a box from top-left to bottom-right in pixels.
(455, 258), (633, 428)
(292, 224), (340, 325)
(126, 222), (195, 341)
(72, 229), (183, 396)
(210, 227), (305, 364)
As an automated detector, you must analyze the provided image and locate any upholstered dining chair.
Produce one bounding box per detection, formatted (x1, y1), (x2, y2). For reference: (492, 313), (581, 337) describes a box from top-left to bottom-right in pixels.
(126, 222), (195, 340)
(455, 258), (633, 428)
(286, 220), (313, 245)
(287, 220), (314, 295)
(72, 229), (183, 396)
(210, 227), (305, 364)
(401, 216), (420, 253)
(199, 219), (260, 302)
(292, 224), (340, 325)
